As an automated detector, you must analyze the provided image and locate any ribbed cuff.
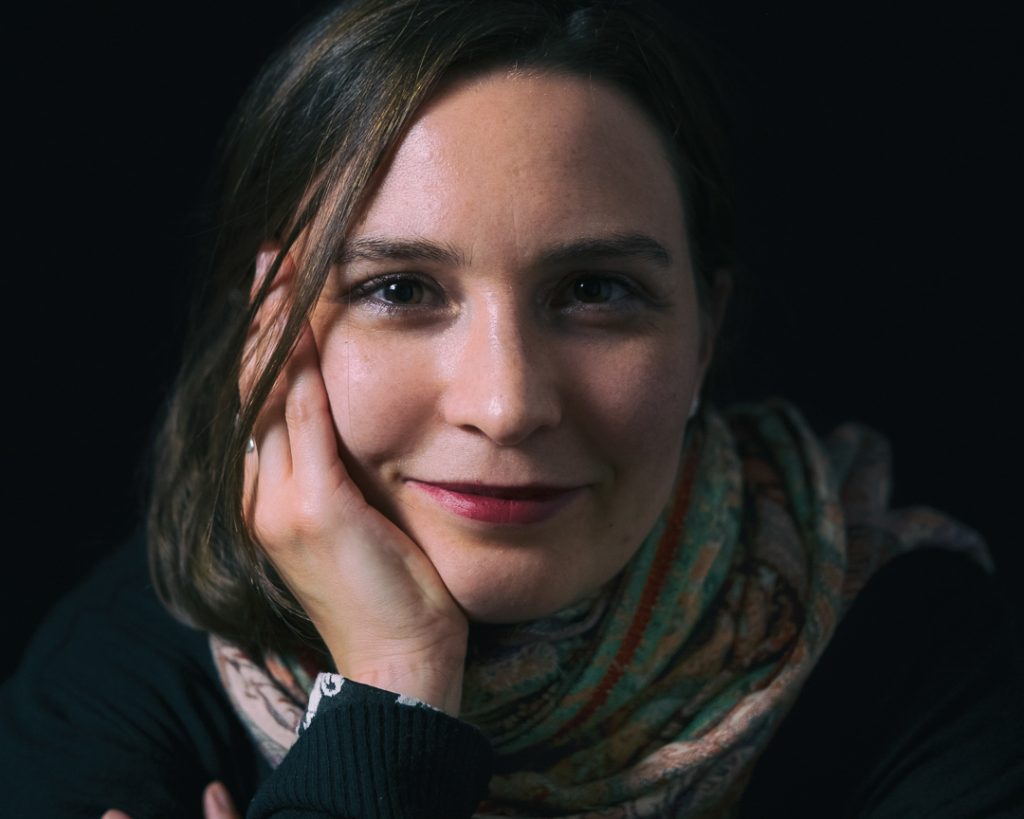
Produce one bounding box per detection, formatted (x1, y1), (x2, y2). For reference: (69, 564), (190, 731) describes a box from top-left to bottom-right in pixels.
(247, 678), (492, 819)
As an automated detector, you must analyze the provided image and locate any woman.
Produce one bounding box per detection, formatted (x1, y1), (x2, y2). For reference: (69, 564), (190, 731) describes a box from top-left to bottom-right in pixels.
(4, 1), (1020, 817)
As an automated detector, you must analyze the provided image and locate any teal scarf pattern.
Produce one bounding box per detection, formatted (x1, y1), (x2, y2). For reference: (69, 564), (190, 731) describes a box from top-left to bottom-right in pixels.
(212, 401), (989, 817)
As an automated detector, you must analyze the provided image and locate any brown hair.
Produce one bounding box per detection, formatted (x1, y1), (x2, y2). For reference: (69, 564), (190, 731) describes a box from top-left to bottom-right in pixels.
(148, 0), (735, 659)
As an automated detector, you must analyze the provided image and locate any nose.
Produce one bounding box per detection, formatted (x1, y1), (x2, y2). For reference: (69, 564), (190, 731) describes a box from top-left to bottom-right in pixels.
(440, 300), (561, 445)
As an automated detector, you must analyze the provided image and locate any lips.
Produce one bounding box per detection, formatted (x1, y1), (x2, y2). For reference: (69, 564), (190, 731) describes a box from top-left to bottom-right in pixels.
(407, 481), (584, 525)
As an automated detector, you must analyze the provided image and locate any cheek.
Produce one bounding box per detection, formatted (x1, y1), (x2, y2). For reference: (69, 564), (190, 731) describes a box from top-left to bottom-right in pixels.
(566, 332), (701, 552)
(569, 336), (699, 468)
(316, 330), (435, 473)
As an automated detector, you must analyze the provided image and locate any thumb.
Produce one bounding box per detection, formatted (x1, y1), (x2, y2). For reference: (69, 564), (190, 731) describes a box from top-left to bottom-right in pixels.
(203, 781), (241, 819)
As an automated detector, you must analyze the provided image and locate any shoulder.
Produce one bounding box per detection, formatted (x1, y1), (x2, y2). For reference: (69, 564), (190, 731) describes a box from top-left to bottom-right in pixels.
(0, 532), (264, 817)
(9, 532), (207, 679)
(742, 547), (1024, 818)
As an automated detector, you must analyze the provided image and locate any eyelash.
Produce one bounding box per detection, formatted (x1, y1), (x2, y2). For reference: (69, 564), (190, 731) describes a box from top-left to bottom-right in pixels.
(346, 273), (441, 315)
(550, 273), (642, 311)
(344, 271), (651, 316)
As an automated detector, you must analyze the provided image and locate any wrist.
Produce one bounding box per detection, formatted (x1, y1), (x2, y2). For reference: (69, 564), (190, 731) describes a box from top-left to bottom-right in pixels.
(343, 656), (465, 716)
(329, 631), (468, 716)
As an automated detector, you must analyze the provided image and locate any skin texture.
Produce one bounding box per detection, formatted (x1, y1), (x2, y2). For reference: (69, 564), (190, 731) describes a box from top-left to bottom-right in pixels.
(243, 70), (718, 715)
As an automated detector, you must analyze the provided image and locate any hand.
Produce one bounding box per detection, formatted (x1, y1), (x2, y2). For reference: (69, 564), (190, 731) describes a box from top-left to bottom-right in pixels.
(242, 276), (468, 715)
(102, 780), (239, 819)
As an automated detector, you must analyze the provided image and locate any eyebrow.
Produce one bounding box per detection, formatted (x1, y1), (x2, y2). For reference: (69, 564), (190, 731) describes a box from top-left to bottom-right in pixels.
(337, 232), (673, 269)
(337, 237), (464, 266)
(539, 233), (672, 268)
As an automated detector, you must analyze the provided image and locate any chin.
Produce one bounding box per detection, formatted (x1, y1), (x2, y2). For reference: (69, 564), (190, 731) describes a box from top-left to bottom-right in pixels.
(430, 545), (599, 625)
(459, 594), (579, 626)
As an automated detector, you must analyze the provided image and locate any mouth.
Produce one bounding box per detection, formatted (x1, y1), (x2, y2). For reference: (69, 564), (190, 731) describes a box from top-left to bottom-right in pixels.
(406, 481), (585, 525)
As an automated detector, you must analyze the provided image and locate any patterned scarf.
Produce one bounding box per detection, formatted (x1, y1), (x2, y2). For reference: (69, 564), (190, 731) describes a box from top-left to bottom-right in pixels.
(211, 400), (989, 817)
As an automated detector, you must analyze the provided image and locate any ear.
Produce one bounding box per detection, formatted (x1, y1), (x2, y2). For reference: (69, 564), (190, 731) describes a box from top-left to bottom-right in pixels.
(698, 267), (733, 374)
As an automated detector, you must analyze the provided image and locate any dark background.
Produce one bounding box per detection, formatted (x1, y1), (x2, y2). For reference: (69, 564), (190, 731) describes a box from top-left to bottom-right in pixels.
(6, 3), (1021, 682)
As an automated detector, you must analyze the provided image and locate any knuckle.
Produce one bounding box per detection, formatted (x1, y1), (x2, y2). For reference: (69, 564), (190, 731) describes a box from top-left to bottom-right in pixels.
(253, 490), (328, 546)
(284, 373), (328, 427)
(290, 496), (327, 540)
(283, 398), (314, 428)
(251, 505), (281, 549)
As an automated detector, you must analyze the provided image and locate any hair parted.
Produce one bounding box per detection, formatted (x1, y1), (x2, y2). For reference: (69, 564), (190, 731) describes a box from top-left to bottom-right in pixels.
(147, 0), (735, 660)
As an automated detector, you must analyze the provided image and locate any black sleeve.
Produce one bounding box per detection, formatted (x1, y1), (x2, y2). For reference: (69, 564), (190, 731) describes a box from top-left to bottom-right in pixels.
(0, 536), (264, 819)
(740, 548), (1024, 819)
(247, 679), (493, 819)
(1, 534), (493, 819)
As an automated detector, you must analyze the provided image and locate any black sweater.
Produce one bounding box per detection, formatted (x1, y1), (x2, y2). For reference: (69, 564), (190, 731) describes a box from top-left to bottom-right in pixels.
(2, 535), (1022, 818)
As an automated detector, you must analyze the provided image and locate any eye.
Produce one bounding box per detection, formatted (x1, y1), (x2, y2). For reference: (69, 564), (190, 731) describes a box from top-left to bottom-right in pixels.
(571, 275), (626, 303)
(376, 278), (425, 305)
(345, 273), (441, 313)
(551, 273), (636, 309)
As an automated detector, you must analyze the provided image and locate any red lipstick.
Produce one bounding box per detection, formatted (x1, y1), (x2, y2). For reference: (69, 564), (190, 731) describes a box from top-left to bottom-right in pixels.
(408, 481), (582, 525)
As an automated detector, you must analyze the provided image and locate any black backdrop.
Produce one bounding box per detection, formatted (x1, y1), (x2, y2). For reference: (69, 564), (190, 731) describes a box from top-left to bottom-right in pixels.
(6, 3), (1021, 682)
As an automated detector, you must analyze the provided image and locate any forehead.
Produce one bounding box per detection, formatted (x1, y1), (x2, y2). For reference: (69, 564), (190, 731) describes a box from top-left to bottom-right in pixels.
(352, 70), (689, 265)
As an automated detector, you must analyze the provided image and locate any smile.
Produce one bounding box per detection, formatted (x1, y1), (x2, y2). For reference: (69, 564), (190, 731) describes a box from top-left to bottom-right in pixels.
(406, 481), (584, 525)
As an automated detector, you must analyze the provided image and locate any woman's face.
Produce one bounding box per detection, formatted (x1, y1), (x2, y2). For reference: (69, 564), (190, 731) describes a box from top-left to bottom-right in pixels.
(310, 70), (710, 623)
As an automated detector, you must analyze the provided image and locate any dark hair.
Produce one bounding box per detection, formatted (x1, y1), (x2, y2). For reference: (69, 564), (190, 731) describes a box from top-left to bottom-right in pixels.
(148, 0), (735, 658)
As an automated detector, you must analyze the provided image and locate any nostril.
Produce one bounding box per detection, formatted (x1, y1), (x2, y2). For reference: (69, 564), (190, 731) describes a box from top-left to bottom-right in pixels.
(440, 312), (561, 444)
(445, 371), (561, 445)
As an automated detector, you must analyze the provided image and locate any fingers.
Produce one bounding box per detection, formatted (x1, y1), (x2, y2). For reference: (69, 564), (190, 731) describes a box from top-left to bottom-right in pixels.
(283, 321), (348, 495)
(252, 345), (294, 495)
(246, 318), (340, 539)
(203, 781), (241, 819)
(101, 782), (238, 819)
(240, 257), (292, 527)
(239, 241), (342, 517)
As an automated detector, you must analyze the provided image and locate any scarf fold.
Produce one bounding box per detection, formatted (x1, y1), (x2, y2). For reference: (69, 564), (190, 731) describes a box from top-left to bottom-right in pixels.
(211, 400), (989, 817)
